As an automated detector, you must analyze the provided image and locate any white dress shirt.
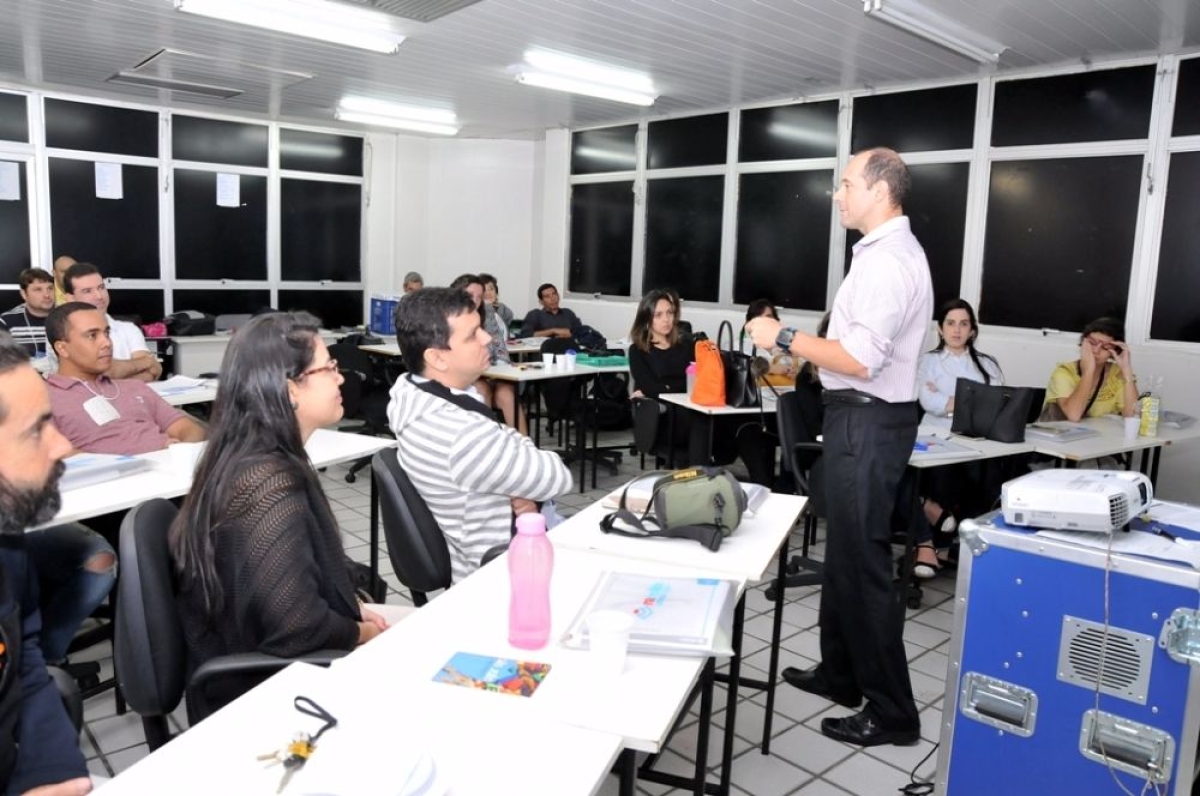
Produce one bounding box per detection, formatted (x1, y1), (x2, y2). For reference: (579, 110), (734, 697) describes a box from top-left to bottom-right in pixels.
(821, 216), (933, 402)
(917, 348), (1005, 427)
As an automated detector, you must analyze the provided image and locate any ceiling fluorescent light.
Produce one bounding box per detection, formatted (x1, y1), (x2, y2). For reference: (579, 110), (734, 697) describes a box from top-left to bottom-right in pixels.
(523, 49), (655, 94)
(335, 109), (459, 136)
(516, 72), (656, 107)
(338, 97), (458, 125)
(174, 0), (405, 54)
(863, 0), (1006, 64)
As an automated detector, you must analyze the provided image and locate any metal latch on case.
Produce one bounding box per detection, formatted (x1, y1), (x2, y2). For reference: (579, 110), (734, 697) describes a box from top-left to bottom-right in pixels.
(959, 672), (1037, 737)
(1158, 608), (1200, 666)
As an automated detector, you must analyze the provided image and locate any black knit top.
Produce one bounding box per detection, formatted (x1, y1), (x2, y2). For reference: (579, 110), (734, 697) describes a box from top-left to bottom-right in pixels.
(176, 455), (361, 669)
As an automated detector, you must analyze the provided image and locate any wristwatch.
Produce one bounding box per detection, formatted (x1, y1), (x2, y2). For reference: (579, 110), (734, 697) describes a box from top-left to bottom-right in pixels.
(775, 326), (798, 351)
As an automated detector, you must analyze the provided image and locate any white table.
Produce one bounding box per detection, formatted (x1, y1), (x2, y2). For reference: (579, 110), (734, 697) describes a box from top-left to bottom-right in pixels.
(340, 546), (740, 795)
(169, 330), (340, 378)
(47, 429), (395, 527)
(359, 340), (546, 359)
(552, 492), (807, 788)
(147, 377), (219, 407)
(96, 660), (624, 796)
(1031, 416), (1200, 485)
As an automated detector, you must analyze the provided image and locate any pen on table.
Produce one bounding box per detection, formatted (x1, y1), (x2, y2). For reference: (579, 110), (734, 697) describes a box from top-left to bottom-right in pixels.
(1152, 526), (1177, 542)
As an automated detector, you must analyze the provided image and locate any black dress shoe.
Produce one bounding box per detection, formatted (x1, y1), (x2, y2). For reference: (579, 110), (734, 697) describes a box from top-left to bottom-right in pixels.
(820, 710), (919, 747)
(780, 666), (862, 708)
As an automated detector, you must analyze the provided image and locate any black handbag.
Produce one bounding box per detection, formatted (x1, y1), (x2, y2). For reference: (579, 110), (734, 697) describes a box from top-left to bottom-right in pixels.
(717, 320), (760, 409)
(949, 379), (1036, 443)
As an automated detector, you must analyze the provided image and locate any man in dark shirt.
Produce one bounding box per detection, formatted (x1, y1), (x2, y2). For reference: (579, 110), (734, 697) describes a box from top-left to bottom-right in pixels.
(519, 283), (582, 339)
(0, 344), (91, 795)
(0, 268), (55, 358)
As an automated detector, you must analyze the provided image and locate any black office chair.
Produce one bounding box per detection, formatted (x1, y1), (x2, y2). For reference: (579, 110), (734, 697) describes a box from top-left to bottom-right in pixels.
(115, 499), (347, 750)
(372, 449), (507, 606)
(764, 390), (826, 601)
(328, 340), (396, 484)
(631, 397), (689, 469)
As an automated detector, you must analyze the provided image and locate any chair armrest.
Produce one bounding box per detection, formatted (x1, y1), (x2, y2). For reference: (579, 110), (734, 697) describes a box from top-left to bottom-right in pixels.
(186, 650), (351, 724)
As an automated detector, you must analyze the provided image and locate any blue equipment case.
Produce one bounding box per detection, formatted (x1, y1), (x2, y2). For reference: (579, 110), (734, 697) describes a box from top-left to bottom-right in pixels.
(936, 509), (1200, 795)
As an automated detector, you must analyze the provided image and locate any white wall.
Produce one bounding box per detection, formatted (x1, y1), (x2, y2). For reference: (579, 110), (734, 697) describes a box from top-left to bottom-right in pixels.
(366, 132), (540, 310)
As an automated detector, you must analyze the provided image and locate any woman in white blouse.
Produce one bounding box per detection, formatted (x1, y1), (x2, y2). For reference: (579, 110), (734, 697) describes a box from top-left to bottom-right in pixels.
(913, 299), (1003, 577)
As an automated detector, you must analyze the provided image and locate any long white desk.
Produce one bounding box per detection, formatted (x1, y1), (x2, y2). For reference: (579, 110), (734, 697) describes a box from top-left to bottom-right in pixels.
(48, 429), (395, 527)
(96, 660), (624, 796)
(168, 330), (341, 378)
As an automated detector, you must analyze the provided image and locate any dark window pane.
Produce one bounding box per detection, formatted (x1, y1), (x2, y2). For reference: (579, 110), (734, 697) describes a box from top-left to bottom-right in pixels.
(280, 179), (362, 282)
(981, 157), (1141, 330)
(280, 129), (364, 176)
(648, 113), (728, 170)
(49, 158), (159, 279)
(172, 115), (268, 167)
(108, 289), (164, 326)
(740, 101), (838, 161)
(1174, 57), (1200, 137)
(734, 170), (832, 310)
(45, 99), (158, 157)
(278, 289), (364, 328)
(173, 289), (270, 317)
(0, 161), (31, 282)
(568, 182), (633, 296)
(644, 176), (723, 302)
(992, 66), (1155, 146)
(0, 93), (28, 142)
(1150, 152), (1200, 342)
(852, 84), (976, 153)
(173, 169), (267, 280)
(842, 162), (968, 313)
(571, 125), (638, 175)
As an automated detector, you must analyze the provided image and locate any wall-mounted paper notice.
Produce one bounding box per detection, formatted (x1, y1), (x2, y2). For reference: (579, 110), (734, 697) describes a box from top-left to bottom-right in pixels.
(216, 173), (240, 208)
(0, 162), (19, 201)
(95, 162), (123, 200)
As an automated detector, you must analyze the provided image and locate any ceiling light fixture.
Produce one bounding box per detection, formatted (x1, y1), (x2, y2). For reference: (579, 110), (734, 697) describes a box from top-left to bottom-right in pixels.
(174, 0), (406, 54)
(335, 99), (460, 136)
(516, 49), (656, 106)
(863, 0), (1006, 64)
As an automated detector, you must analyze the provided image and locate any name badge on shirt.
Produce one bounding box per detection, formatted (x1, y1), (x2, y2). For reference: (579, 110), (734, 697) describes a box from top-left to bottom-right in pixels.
(83, 396), (121, 426)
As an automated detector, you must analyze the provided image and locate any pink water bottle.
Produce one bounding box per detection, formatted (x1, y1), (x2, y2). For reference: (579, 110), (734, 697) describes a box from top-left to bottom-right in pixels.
(508, 513), (554, 649)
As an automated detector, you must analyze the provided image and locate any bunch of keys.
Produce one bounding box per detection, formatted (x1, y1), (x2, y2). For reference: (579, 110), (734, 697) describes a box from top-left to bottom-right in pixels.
(258, 732), (317, 793)
(257, 696), (338, 793)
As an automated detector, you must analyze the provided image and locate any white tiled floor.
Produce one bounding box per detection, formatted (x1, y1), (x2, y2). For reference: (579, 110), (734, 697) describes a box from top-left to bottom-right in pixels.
(78, 429), (957, 795)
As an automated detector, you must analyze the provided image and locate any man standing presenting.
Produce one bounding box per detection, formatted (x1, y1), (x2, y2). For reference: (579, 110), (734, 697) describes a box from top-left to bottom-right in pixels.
(387, 288), (572, 583)
(60, 263), (160, 382)
(747, 148), (931, 747)
(519, 283), (581, 339)
(0, 344), (92, 795)
(0, 269), (56, 357)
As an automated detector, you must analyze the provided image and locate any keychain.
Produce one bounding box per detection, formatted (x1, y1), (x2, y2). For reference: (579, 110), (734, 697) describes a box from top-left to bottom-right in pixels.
(257, 695), (338, 793)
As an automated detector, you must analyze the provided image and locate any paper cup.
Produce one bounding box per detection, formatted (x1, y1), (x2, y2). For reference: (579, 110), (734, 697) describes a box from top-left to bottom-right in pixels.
(542, 353), (556, 369)
(564, 352), (577, 370)
(587, 610), (633, 677)
(1124, 416), (1140, 440)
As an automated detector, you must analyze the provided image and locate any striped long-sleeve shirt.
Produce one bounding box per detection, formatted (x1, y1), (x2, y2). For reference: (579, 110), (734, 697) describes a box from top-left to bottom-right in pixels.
(386, 375), (573, 583)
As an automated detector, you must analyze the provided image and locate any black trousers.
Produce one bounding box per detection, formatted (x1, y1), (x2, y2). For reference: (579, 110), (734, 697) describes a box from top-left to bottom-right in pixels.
(818, 392), (920, 729)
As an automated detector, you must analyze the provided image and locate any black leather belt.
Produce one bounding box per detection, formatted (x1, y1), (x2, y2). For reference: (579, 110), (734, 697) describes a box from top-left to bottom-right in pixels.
(823, 389), (882, 406)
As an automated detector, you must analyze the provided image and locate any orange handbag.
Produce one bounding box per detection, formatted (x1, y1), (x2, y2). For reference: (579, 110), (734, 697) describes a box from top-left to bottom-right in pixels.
(692, 336), (726, 406)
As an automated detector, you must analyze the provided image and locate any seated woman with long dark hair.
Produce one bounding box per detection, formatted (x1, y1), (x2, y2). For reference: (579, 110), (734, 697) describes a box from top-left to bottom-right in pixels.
(172, 312), (396, 679)
(628, 288), (736, 466)
(912, 298), (1004, 576)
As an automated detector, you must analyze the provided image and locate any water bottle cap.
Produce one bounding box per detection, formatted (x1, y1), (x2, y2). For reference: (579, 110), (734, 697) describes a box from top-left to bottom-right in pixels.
(514, 513), (547, 535)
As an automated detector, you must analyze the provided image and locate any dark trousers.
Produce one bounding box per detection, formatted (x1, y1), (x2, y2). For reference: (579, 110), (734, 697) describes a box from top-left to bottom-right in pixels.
(818, 393), (920, 729)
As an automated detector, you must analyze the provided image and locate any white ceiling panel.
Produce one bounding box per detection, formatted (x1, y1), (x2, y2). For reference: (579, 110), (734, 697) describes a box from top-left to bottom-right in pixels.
(0, 0), (1196, 139)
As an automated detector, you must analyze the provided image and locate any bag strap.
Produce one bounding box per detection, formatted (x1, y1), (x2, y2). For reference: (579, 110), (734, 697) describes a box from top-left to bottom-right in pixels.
(718, 320), (735, 353)
(598, 470), (725, 551)
(1077, 362), (1105, 417)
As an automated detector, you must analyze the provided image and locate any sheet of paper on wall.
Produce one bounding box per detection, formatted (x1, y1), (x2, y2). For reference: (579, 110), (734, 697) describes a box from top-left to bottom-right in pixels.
(216, 172), (240, 207)
(94, 161), (123, 200)
(0, 161), (19, 201)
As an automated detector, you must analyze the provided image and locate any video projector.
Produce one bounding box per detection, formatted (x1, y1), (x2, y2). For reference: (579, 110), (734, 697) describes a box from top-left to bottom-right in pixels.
(1001, 470), (1153, 533)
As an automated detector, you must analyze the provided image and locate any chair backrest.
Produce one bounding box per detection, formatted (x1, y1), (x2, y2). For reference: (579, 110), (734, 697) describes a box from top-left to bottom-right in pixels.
(775, 390), (825, 513)
(115, 499), (187, 718)
(371, 449), (451, 605)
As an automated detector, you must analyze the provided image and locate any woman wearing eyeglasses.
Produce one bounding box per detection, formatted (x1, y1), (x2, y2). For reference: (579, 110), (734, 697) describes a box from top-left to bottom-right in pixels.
(172, 312), (400, 701)
(1042, 316), (1138, 422)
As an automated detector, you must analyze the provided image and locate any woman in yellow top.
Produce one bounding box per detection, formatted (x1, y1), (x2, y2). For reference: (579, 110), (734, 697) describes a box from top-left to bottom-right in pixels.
(1043, 317), (1138, 421)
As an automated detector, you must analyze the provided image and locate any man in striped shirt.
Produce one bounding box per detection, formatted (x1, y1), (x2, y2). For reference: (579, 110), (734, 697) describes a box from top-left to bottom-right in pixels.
(387, 288), (573, 583)
(747, 147), (932, 748)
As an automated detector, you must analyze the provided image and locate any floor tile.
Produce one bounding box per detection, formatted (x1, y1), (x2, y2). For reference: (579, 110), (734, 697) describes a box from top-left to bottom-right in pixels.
(767, 722), (856, 777)
(723, 745), (809, 796)
(823, 748), (914, 794)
